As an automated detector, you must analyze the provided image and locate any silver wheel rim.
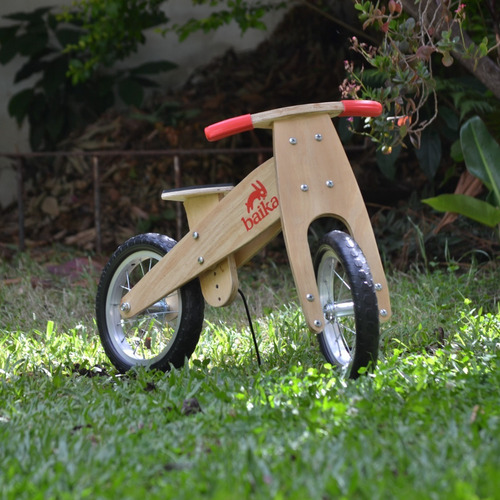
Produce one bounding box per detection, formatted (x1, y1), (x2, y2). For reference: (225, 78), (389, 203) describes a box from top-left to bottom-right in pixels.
(105, 249), (181, 366)
(317, 248), (356, 368)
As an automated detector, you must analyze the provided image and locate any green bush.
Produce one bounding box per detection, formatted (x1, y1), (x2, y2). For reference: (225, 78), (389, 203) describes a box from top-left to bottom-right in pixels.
(0, 5), (175, 150)
(423, 116), (500, 233)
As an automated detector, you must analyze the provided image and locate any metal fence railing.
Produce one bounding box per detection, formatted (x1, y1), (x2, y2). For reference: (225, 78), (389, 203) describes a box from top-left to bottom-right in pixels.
(0, 148), (272, 253)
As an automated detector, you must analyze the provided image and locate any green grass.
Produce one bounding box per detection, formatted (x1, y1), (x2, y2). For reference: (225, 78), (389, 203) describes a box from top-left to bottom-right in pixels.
(1, 249), (499, 499)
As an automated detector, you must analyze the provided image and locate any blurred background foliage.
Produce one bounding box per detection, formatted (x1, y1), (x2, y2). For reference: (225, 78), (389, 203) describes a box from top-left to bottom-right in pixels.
(0, 0), (498, 266)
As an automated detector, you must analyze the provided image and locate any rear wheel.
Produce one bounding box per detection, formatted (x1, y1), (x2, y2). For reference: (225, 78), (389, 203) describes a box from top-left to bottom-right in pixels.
(96, 233), (204, 373)
(314, 230), (379, 378)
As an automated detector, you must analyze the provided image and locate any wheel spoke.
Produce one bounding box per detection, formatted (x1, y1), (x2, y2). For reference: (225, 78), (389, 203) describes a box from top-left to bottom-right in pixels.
(334, 270), (350, 291)
(139, 260), (146, 277)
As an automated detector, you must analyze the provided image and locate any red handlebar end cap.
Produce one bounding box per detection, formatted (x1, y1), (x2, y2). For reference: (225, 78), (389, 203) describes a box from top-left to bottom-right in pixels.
(340, 100), (382, 117)
(205, 114), (254, 142)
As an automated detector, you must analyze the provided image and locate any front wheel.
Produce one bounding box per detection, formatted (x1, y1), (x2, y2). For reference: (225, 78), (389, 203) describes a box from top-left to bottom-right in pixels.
(314, 230), (379, 378)
(96, 233), (205, 373)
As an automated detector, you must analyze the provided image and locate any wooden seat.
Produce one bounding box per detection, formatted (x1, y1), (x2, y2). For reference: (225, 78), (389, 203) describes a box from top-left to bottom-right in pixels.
(161, 184), (233, 202)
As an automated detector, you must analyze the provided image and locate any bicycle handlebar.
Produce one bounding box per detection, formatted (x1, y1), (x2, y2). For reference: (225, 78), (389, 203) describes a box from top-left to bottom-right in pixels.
(205, 100), (382, 142)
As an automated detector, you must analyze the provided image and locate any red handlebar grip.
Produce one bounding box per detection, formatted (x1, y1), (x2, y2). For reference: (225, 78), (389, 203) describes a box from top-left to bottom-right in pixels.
(205, 114), (254, 142)
(340, 100), (382, 117)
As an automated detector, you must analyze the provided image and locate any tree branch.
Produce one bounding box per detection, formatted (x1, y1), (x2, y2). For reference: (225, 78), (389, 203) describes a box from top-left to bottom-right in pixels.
(299, 0), (379, 44)
(401, 0), (500, 99)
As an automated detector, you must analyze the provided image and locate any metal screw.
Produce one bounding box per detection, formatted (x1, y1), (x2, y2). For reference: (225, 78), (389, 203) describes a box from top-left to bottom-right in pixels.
(306, 293), (314, 302)
(300, 184), (309, 192)
(314, 319), (322, 327)
(326, 180), (334, 188)
(121, 302), (131, 313)
(198, 256), (205, 264)
(289, 137), (297, 145)
(380, 309), (388, 317)
(374, 283), (383, 291)
(192, 231), (199, 239)
(315, 133), (323, 141)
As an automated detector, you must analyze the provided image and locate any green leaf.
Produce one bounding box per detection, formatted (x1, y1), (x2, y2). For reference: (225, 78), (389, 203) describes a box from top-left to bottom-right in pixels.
(16, 32), (49, 57)
(0, 25), (18, 44)
(460, 116), (500, 207)
(3, 7), (52, 22)
(40, 63), (67, 98)
(45, 111), (64, 141)
(8, 88), (34, 126)
(130, 60), (177, 75)
(130, 75), (159, 88)
(118, 78), (144, 107)
(423, 194), (500, 227)
(438, 106), (459, 132)
(450, 140), (463, 163)
(415, 127), (442, 179)
(55, 28), (83, 47)
(0, 36), (22, 64)
(376, 145), (401, 180)
(14, 49), (53, 83)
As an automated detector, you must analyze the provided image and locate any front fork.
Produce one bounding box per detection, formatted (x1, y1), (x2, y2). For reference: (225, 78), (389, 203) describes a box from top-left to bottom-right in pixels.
(273, 113), (391, 332)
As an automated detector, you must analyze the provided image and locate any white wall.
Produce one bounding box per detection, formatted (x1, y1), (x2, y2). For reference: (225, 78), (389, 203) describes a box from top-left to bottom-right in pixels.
(0, 0), (284, 207)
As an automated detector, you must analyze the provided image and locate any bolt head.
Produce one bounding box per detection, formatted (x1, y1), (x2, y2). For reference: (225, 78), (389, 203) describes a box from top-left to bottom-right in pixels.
(289, 137), (297, 145)
(306, 293), (314, 302)
(300, 184), (309, 192)
(315, 133), (323, 141)
(121, 302), (131, 313)
(374, 283), (383, 291)
(313, 319), (322, 327)
(198, 256), (204, 264)
(193, 231), (199, 239)
(326, 180), (334, 188)
(380, 309), (388, 317)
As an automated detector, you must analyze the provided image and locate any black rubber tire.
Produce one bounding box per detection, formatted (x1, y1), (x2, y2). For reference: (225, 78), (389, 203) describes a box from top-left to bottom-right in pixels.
(314, 230), (379, 378)
(95, 233), (204, 373)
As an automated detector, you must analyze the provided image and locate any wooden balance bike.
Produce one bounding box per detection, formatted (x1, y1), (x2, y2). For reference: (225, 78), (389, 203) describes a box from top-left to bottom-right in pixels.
(95, 100), (392, 378)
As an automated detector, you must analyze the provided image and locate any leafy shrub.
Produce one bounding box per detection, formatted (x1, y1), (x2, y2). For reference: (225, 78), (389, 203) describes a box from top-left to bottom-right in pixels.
(423, 116), (500, 233)
(342, 0), (499, 153)
(0, 5), (175, 150)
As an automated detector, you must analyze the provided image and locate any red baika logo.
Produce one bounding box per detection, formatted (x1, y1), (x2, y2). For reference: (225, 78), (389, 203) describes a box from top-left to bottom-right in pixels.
(242, 180), (279, 231)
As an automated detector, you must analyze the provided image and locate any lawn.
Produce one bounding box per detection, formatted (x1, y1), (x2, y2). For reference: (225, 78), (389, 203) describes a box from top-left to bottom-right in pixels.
(1, 248), (499, 499)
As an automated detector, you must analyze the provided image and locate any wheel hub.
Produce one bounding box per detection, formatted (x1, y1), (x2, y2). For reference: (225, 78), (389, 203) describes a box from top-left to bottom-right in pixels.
(323, 301), (355, 320)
